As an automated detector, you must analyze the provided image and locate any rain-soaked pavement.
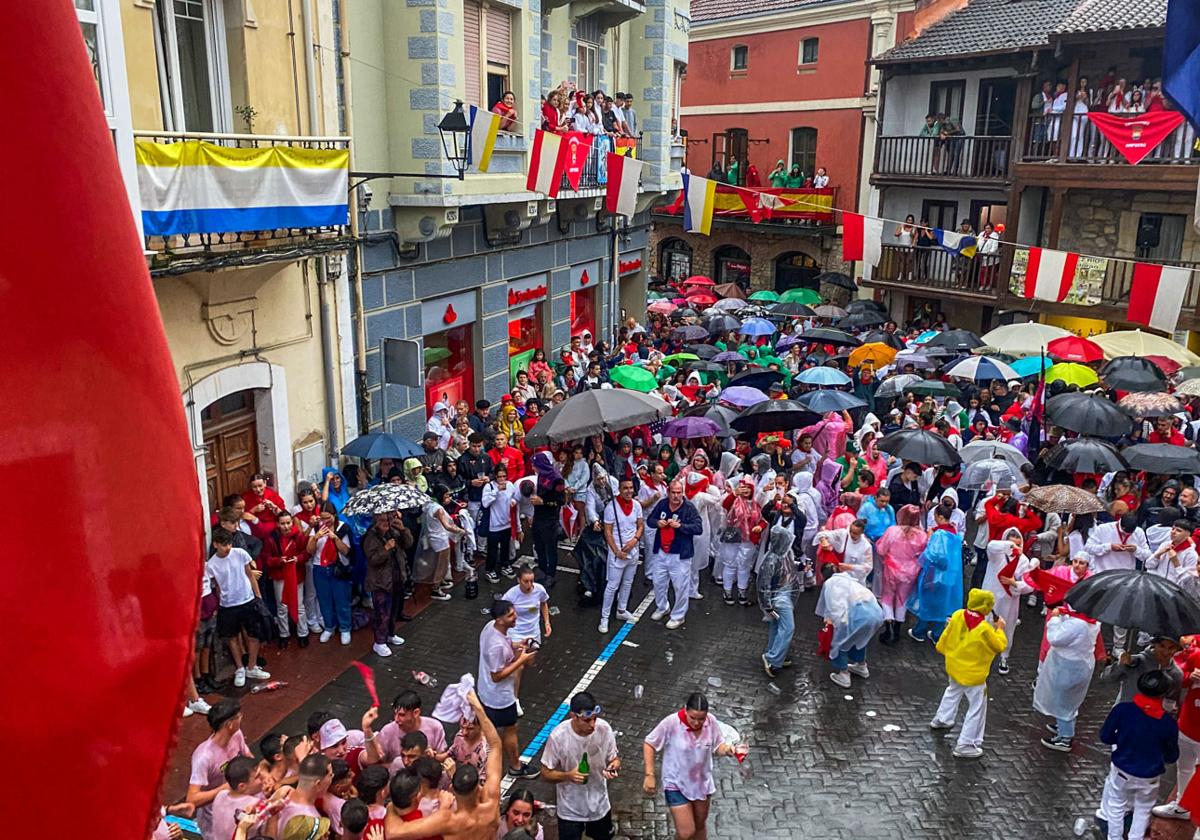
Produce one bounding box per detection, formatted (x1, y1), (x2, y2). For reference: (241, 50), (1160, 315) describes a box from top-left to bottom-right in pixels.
(177, 549), (1194, 839)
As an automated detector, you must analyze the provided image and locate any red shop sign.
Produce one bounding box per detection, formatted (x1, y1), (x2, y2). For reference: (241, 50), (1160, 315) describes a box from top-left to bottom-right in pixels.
(443, 304), (458, 324)
(508, 284), (547, 306)
(579, 270), (590, 286)
(619, 258), (642, 275)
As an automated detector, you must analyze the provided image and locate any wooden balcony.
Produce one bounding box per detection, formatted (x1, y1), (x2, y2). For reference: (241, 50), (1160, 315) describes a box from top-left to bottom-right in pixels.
(872, 135), (1011, 187)
(868, 244), (1003, 299)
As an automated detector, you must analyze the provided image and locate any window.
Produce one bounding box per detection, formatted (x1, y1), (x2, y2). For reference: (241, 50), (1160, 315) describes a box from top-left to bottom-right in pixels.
(928, 79), (965, 125)
(577, 41), (598, 94)
(790, 127), (818, 177)
(153, 0), (231, 132)
(464, 2), (512, 113)
(660, 238), (693, 282)
(731, 45), (748, 71)
(714, 245), (752, 289)
(800, 38), (819, 65)
(920, 199), (958, 231)
(1136, 213), (1187, 261)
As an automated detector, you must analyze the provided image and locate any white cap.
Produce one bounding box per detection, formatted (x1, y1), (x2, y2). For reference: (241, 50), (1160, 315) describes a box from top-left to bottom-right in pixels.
(319, 718), (348, 748)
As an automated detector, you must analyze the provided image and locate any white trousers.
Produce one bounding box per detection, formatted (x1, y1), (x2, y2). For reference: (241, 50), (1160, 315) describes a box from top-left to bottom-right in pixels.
(602, 558), (638, 620)
(1099, 763), (1158, 840)
(652, 552), (691, 622)
(303, 559), (323, 630)
(933, 678), (987, 749)
(1173, 732), (1200, 806)
(272, 579), (310, 638)
(719, 542), (754, 594)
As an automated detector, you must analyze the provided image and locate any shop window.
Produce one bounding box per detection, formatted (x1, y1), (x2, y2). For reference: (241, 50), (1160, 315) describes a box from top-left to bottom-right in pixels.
(424, 324), (474, 415)
(571, 287), (597, 339)
(508, 302), (544, 383)
(660, 238), (693, 282)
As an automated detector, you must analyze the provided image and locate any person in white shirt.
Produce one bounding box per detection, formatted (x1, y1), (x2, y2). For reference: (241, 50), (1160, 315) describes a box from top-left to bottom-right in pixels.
(812, 167), (829, 188)
(540, 692), (620, 840)
(207, 530), (271, 688)
(477, 600), (539, 779)
(815, 519), (874, 584)
(1145, 518), (1199, 588)
(599, 477), (645, 633)
(1085, 513), (1150, 574)
(481, 466), (522, 582)
(983, 527), (1037, 675)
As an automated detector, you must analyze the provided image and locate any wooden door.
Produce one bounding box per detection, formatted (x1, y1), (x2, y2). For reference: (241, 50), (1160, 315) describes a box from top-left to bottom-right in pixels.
(201, 391), (259, 513)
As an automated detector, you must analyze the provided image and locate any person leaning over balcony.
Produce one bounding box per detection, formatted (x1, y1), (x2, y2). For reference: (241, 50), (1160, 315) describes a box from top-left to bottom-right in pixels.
(622, 92), (639, 135)
(493, 91), (517, 133)
(541, 91), (564, 133)
(572, 95), (603, 135)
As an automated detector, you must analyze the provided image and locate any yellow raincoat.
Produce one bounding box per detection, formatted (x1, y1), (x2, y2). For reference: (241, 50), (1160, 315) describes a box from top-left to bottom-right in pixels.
(935, 588), (1007, 686)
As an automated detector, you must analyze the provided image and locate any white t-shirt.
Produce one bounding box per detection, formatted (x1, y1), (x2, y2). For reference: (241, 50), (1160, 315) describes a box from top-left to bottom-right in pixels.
(602, 498), (644, 565)
(542, 718), (619, 822)
(206, 547), (256, 607)
(482, 482), (520, 533)
(502, 583), (549, 642)
(477, 621), (517, 709)
(644, 711), (727, 802)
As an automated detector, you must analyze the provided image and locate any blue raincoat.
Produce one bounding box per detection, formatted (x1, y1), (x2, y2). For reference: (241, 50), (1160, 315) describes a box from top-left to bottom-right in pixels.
(905, 527), (964, 626)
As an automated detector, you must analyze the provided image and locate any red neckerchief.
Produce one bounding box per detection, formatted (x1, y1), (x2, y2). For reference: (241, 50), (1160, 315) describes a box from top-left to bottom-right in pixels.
(616, 496), (634, 516)
(1118, 526), (1130, 545)
(677, 708), (703, 736)
(939, 471), (960, 487)
(963, 609), (985, 630)
(320, 527), (339, 566)
(1133, 693), (1166, 719)
(934, 523), (957, 534)
(998, 545), (1021, 595)
(1060, 607), (1097, 625)
(1175, 537), (1194, 553)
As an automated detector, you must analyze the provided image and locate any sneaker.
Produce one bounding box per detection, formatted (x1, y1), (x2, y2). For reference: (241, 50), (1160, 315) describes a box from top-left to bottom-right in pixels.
(507, 764), (540, 779)
(722, 592), (735, 605)
(615, 610), (635, 622)
(830, 671), (852, 688)
(233, 667), (247, 688)
(516, 699), (524, 718)
(1040, 735), (1072, 752)
(373, 643), (393, 657)
(997, 659), (1010, 675)
(847, 662), (870, 679)
(340, 631), (351, 645)
(761, 654), (779, 678)
(690, 591), (704, 600)
(486, 572), (501, 584)
(666, 618), (685, 630)
(738, 595), (751, 607)
(929, 719), (953, 730)
(319, 630), (334, 643)
(389, 635), (406, 646)
(430, 589), (452, 601)
(651, 608), (669, 621)
(598, 619), (610, 633)
(952, 744), (983, 759)
(501, 566), (517, 579)
(781, 659), (794, 668)
(907, 628), (925, 643)
(246, 666), (271, 681)
(187, 698), (212, 715)
(182, 705), (194, 717)
(1152, 802), (1192, 820)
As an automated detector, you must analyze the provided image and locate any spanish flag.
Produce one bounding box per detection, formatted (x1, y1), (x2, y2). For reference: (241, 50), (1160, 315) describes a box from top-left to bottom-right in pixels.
(682, 173), (716, 236)
(468, 104), (501, 173)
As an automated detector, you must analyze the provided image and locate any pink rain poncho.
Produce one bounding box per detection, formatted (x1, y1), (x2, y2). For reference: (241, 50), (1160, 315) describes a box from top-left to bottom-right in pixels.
(875, 504), (929, 620)
(801, 412), (850, 460)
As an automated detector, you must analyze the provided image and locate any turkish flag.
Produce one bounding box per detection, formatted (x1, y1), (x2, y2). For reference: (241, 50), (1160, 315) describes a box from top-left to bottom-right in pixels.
(0, 4), (203, 838)
(562, 132), (594, 191)
(1086, 111), (1185, 165)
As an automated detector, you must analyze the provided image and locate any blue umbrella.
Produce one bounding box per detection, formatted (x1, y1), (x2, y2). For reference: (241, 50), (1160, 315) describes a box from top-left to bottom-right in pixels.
(342, 432), (422, 460)
(796, 389), (866, 413)
(795, 366), (852, 387)
(739, 317), (776, 336)
(912, 330), (940, 345)
(1011, 355), (1054, 378)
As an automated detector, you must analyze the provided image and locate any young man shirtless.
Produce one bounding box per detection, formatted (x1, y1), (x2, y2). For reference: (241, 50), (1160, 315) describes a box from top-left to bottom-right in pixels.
(384, 691), (502, 840)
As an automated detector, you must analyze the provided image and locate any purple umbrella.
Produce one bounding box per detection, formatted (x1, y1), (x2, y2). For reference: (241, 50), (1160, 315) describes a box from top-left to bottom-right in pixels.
(672, 325), (709, 341)
(719, 386), (768, 408)
(712, 351), (746, 363)
(661, 416), (722, 439)
(776, 335), (803, 352)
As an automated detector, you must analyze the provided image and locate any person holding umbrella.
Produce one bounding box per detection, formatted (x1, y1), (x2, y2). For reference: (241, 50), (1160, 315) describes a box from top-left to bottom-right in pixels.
(1100, 636), (1183, 706)
(1085, 513), (1152, 654)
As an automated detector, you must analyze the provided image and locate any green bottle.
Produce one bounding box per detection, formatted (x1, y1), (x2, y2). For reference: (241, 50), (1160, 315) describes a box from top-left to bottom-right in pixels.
(577, 751), (590, 781)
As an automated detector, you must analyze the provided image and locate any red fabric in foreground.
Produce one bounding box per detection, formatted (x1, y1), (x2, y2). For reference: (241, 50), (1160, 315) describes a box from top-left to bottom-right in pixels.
(0, 3), (202, 836)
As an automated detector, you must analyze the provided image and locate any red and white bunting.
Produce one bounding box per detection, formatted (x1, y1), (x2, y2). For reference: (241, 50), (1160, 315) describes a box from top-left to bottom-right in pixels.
(1022, 247), (1079, 302)
(1128, 261), (1191, 333)
(526, 129), (566, 197)
(841, 212), (883, 267)
(605, 152), (642, 219)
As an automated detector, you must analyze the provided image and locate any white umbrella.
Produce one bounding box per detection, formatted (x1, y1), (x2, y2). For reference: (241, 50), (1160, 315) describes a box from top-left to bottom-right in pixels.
(961, 458), (1021, 490)
(712, 298), (749, 312)
(959, 439), (1032, 469)
(1092, 329), (1200, 366)
(945, 355), (1020, 383)
(875, 373), (921, 399)
(980, 323), (1071, 357)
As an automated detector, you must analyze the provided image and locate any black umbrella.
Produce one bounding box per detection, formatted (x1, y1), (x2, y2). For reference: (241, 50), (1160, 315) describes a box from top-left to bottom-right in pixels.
(525, 390), (670, 445)
(681, 402), (738, 437)
(1044, 438), (1128, 473)
(846, 299), (887, 314)
(730, 399), (820, 434)
(836, 310), (887, 329)
(769, 302), (816, 318)
(1044, 392), (1132, 437)
(924, 329), (985, 353)
(684, 343), (719, 360)
(1122, 443), (1200, 475)
(796, 389), (866, 413)
(342, 432), (422, 460)
(684, 359), (727, 374)
(878, 429), (962, 466)
(727, 369), (786, 392)
(672, 324), (709, 341)
(815, 270), (857, 291)
(799, 327), (862, 347)
(861, 330), (905, 350)
(1102, 356), (1169, 392)
(906, 380), (962, 398)
(1066, 569), (1200, 639)
(705, 315), (742, 335)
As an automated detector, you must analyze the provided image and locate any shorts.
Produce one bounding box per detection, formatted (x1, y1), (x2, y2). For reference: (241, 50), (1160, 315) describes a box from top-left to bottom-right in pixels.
(195, 614), (217, 650)
(664, 789), (702, 808)
(483, 703), (519, 728)
(216, 601), (263, 641)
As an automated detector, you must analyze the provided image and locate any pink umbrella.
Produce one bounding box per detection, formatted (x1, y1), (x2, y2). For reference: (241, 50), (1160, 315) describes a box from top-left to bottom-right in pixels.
(648, 300), (677, 314)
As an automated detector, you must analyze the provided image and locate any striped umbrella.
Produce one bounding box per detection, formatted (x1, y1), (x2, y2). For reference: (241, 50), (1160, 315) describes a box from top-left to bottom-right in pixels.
(946, 355), (1019, 383)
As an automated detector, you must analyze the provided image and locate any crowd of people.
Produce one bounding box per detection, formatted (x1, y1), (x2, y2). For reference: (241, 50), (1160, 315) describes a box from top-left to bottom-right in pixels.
(172, 272), (1200, 840)
(540, 82), (639, 140)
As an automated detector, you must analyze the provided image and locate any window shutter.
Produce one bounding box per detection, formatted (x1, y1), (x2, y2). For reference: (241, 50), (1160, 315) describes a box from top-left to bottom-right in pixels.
(463, 0), (482, 106)
(485, 6), (511, 66)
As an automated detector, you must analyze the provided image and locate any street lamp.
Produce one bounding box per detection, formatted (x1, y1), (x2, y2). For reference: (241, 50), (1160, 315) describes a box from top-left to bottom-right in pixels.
(437, 100), (470, 180)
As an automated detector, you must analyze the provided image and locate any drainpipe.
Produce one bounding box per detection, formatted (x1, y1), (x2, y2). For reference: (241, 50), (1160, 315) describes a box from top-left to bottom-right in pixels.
(301, 0), (342, 456)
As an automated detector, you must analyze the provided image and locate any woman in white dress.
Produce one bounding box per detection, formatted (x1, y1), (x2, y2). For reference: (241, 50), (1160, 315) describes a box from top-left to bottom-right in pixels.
(983, 526), (1037, 675)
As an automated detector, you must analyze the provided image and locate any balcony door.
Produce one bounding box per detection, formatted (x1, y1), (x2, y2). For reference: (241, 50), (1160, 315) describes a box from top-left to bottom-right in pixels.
(975, 78), (1016, 136)
(154, 0), (232, 133)
(712, 129), (748, 185)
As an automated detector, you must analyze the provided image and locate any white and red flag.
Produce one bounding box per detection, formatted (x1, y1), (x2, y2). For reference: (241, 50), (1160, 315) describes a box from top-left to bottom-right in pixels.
(527, 129), (567, 197)
(1128, 261), (1191, 333)
(841, 212), (883, 267)
(605, 152), (642, 219)
(1022, 247), (1079, 302)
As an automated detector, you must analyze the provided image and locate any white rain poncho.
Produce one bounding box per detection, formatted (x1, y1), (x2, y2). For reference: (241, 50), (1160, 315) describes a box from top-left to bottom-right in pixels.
(815, 572), (884, 658)
(1033, 613), (1101, 721)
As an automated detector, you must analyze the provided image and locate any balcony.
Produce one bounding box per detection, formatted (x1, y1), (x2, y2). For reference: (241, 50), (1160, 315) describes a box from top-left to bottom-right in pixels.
(870, 244), (1003, 298)
(541, 0), (645, 25)
(557, 136), (639, 196)
(873, 135), (1012, 185)
(135, 131), (351, 274)
(1022, 113), (1198, 165)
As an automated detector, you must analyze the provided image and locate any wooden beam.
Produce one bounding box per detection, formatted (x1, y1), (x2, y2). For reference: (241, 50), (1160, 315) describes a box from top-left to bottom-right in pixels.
(1061, 57), (1080, 163)
(998, 180), (1022, 290)
(1011, 162), (1199, 192)
(1046, 187), (1066, 249)
(1010, 76), (1033, 169)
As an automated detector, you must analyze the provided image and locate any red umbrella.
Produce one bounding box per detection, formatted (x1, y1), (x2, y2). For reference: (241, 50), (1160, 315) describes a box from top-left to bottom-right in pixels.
(687, 292), (718, 306)
(1047, 335), (1104, 363)
(1146, 354), (1183, 376)
(684, 274), (715, 286)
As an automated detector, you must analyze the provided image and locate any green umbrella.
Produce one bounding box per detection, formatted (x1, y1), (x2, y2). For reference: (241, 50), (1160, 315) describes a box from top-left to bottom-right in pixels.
(748, 290), (780, 303)
(423, 346), (453, 364)
(609, 365), (658, 392)
(662, 353), (700, 365)
(780, 288), (822, 305)
(647, 291), (664, 300)
(656, 363), (677, 384)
